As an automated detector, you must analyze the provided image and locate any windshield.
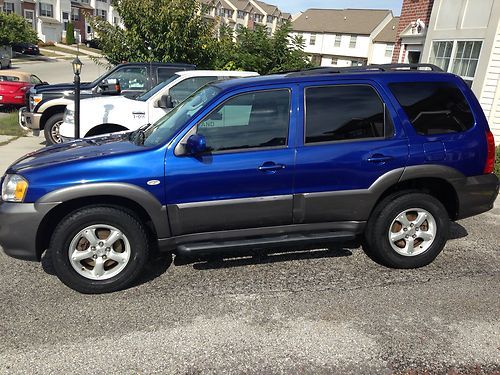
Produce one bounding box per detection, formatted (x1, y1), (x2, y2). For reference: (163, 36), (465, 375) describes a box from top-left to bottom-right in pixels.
(143, 85), (222, 147)
(135, 74), (180, 102)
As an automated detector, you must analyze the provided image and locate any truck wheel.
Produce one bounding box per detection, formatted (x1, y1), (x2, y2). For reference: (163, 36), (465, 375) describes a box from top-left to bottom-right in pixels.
(50, 207), (150, 294)
(44, 113), (64, 145)
(364, 193), (449, 269)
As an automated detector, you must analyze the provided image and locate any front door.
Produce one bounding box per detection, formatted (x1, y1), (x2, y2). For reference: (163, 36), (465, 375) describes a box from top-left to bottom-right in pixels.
(164, 88), (295, 236)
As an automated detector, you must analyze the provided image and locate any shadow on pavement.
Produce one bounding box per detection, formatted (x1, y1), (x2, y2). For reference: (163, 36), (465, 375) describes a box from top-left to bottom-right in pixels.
(181, 244), (357, 271)
(449, 222), (468, 240)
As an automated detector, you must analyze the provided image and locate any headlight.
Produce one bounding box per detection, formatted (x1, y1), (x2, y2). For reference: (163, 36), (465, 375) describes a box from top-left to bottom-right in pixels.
(29, 94), (43, 111)
(1, 174), (29, 203)
(64, 109), (74, 125)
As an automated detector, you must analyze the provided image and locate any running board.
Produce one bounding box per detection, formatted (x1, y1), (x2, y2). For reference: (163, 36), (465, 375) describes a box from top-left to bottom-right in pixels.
(176, 231), (356, 256)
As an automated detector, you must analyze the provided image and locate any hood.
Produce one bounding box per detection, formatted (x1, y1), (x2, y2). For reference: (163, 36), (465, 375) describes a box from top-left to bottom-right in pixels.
(33, 81), (93, 93)
(8, 133), (142, 174)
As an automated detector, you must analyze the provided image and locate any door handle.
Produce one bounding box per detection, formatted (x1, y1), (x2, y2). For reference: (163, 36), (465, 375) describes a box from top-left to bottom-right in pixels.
(258, 162), (285, 172)
(366, 154), (393, 163)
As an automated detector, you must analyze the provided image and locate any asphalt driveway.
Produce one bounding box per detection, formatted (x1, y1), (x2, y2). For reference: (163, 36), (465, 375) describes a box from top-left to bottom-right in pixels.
(0, 137), (499, 374)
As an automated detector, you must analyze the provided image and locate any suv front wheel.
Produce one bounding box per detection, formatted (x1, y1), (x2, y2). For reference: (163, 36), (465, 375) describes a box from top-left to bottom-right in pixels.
(364, 193), (450, 269)
(50, 207), (149, 293)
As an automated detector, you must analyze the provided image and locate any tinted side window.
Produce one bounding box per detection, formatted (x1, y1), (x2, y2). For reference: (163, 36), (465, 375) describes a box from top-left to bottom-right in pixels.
(197, 89), (290, 152)
(170, 76), (218, 105)
(389, 82), (474, 135)
(157, 68), (179, 82)
(305, 85), (386, 144)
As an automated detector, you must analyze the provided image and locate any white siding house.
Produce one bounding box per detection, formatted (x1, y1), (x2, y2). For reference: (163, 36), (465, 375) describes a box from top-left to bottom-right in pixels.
(291, 8), (396, 67)
(422, 0), (500, 143)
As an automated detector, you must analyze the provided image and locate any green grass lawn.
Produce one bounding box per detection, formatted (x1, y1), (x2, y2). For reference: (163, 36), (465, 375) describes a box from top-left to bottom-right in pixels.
(0, 112), (26, 137)
(42, 45), (89, 56)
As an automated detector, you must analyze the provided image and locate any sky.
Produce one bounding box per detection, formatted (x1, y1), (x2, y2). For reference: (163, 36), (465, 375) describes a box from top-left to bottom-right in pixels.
(271, 0), (403, 16)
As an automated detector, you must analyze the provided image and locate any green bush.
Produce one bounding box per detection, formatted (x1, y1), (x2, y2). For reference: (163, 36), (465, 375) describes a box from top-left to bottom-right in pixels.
(495, 146), (500, 177)
(66, 22), (75, 45)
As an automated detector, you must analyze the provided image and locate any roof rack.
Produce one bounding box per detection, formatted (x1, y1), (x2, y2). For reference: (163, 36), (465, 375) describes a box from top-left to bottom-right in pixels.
(285, 63), (443, 77)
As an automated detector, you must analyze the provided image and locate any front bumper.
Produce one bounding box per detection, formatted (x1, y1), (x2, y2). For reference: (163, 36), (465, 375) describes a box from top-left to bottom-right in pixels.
(19, 110), (42, 131)
(0, 201), (57, 261)
(455, 173), (499, 220)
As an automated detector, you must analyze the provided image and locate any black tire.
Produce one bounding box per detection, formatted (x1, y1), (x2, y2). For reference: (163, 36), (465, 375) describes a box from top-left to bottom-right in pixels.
(43, 113), (64, 145)
(364, 192), (449, 269)
(50, 207), (150, 294)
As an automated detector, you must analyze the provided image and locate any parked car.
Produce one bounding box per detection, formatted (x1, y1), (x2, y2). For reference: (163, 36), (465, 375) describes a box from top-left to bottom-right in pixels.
(1, 64), (498, 294)
(20, 62), (196, 145)
(11, 42), (40, 55)
(0, 71), (45, 108)
(59, 70), (258, 141)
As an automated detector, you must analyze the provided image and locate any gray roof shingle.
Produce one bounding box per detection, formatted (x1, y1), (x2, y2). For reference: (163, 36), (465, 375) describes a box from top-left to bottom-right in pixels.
(292, 8), (392, 35)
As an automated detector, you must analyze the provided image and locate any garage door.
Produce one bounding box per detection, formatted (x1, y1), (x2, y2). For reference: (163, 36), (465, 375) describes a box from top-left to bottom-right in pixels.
(43, 26), (59, 43)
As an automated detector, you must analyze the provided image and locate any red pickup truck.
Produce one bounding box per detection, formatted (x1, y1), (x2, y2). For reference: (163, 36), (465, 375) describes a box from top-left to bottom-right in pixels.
(0, 71), (45, 108)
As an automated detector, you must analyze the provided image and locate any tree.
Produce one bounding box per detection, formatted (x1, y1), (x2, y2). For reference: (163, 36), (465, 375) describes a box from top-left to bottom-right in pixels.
(88, 0), (218, 67)
(0, 12), (38, 46)
(66, 22), (75, 45)
(214, 22), (311, 74)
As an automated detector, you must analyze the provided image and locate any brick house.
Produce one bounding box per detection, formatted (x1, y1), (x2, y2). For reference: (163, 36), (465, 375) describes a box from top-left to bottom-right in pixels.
(392, 0), (434, 64)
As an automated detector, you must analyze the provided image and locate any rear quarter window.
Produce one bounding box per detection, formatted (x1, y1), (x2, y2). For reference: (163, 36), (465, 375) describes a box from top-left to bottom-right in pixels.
(389, 82), (474, 135)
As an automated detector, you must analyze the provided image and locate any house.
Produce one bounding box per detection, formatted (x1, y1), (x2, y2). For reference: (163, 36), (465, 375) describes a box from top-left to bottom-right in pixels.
(421, 0), (500, 143)
(291, 8), (396, 67)
(392, 0), (434, 64)
(200, 0), (291, 35)
(1, 0), (121, 43)
(370, 16), (399, 64)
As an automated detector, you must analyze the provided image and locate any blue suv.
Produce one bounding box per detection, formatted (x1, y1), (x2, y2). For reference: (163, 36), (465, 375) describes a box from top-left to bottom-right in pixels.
(1, 64), (498, 293)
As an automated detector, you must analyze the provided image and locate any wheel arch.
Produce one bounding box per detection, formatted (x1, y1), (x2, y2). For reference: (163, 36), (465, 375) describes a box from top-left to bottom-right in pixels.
(370, 166), (462, 221)
(35, 184), (170, 260)
(85, 123), (129, 137)
(39, 105), (66, 130)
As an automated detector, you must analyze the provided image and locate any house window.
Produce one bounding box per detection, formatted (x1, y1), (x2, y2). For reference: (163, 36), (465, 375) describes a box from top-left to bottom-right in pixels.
(71, 7), (79, 21)
(385, 45), (394, 58)
(334, 35), (342, 48)
(430, 41), (453, 71)
(331, 57), (338, 65)
(96, 9), (107, 20)
(114, 17), (119, 25)
(3, 2), (15, 14)
(310, 34), (316, 46)
(39, 3), (53, 17)
(451, 41), (482, 83)
(349, 35), (357, 48)
(267, 15), (273, 23)
(430, 40), (482, 85)
(62, 11), (69, 30)
(97, 0), (107, 2)
(222, 8), (233, 18)
(237, 10), (245, 19)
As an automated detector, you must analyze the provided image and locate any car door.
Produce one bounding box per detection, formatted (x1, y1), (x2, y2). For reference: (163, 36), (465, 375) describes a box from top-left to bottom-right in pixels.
(164, 87), (296, 236)
(293, 81), (410, 223)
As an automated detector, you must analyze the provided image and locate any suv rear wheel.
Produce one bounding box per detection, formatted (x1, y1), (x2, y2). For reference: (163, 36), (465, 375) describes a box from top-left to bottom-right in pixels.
(50, 207), (149, 293)
(364, 193), (449, 269)
(44, 113), (64, 145)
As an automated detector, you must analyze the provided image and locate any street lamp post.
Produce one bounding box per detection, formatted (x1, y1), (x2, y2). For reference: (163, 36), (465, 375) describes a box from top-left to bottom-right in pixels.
(72, 56), (83, 139)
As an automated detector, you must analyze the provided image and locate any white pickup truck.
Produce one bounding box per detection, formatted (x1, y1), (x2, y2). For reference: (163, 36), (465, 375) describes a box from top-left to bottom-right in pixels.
(59, 70), (258, 141)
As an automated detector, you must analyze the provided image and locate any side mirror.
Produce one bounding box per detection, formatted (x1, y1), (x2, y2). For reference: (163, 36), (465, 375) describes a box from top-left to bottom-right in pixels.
(157, 94), (174, 109)
(99, 78), (121, 95)
(185, 134), (207, 155)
